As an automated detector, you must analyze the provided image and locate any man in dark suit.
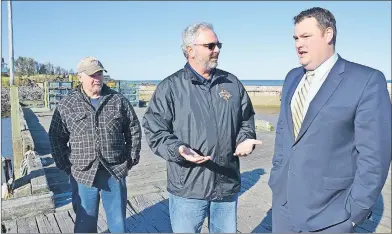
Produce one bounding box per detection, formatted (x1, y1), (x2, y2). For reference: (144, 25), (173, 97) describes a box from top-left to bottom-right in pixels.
(269, 7), (391, 232)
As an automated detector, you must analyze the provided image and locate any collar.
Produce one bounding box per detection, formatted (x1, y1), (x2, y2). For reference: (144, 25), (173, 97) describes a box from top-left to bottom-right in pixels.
(185, 63), (214, 84)
(312, 52), (339, 80)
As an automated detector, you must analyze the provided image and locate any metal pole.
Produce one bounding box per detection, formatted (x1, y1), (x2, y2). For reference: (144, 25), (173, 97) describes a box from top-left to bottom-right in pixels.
(8, 0), (15, 86)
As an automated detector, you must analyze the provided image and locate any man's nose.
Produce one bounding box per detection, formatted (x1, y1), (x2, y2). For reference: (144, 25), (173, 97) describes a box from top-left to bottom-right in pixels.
(213, 45), (220, 53)
(295, 39), (304, 49)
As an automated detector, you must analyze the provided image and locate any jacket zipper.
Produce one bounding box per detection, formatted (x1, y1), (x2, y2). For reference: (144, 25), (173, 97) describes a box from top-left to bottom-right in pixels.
(208, 87), (223, 200)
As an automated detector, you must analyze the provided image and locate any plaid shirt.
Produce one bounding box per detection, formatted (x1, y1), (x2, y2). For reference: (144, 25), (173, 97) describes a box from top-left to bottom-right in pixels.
(48, 84), (142, 187)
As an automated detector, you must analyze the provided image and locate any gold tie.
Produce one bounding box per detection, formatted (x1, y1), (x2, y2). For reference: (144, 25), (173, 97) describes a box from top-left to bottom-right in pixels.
(292, 71), (315, 139)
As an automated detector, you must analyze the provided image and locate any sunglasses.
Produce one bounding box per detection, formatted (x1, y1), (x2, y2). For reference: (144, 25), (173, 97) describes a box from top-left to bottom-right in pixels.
(194, 42), (222, 50)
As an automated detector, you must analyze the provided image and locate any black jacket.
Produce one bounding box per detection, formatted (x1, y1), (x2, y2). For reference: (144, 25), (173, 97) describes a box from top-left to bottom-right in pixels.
(142, 65), (256, 200)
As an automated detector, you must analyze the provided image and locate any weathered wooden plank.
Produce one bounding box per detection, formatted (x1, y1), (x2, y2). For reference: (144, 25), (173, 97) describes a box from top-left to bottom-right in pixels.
(159, 191), (170, 200)
(45, 213), (61, 233)
(68, 209), (76, 222)
(36, 214), (54, 233)
(96, 203), (108, 233)
(54, 210), (74, 233)
(127, 163), (167, 177)
(26, 151), (50, 195)
(237, 199), (272, 233)
(200, 219), (209, 233)
(16, 216), (38, 233)
(124, 204), (150, 233)
(1, 192), (55, 221)
(126, 173), (167, 188)
(131, 194), (172, 232)
(2, 219), (17, 233)
(127, 184), (163, 198)
(140, 193), (170, 217)
(126, 201), (159, 233)
(126, 167), (166, 180)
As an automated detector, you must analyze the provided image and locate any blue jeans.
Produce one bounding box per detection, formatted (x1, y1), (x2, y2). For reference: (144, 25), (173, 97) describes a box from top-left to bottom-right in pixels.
(70, 168), (127, 233)
(169, 193), (238, 233)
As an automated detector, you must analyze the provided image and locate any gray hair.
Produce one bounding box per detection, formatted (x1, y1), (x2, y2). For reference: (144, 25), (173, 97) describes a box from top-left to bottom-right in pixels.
(181, 22), (214, 58)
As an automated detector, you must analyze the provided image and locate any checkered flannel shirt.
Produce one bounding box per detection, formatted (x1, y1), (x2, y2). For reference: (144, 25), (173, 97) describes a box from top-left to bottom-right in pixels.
(48, 84), (142, 187)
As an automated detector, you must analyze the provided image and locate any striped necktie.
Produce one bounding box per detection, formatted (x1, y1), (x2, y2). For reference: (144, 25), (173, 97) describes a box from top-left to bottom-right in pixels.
(292, 71), (315, 139)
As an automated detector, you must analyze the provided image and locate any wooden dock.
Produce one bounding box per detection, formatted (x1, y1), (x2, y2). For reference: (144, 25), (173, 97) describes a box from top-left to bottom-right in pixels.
(2, 107), (391, 233)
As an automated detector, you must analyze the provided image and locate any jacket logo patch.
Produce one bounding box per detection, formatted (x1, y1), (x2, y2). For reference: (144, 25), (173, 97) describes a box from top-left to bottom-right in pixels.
(219, 87), (232, 102)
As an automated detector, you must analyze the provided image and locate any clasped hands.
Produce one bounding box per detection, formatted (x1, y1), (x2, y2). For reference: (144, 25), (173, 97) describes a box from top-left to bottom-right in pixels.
(178, 139), (262, 164)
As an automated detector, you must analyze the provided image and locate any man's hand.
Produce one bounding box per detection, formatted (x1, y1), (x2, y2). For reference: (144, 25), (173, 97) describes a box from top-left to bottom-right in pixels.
(234, 139), (263, 157)
(179, 145), (212, 164)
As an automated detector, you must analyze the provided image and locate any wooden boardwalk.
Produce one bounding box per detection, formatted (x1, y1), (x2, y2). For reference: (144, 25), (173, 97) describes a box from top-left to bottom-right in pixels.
(2, 107), (391, 233)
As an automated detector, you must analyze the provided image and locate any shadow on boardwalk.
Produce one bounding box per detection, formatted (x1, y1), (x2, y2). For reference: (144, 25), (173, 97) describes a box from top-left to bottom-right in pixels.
(23, 108), (52, 156)
(23, 108), (71, 197)
(99, 168), (266, 233)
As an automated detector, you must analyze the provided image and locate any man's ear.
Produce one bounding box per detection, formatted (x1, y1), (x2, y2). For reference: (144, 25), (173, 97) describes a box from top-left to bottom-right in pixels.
(187, 46), (195, 59)
(324, 27), (334, 45)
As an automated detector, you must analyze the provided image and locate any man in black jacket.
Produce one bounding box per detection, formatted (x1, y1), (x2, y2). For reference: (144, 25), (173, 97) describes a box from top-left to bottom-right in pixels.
(142, 22), (262, 233)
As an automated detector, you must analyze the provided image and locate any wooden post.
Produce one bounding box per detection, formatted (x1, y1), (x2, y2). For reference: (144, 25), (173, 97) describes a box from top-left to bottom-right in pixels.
(44, 81), (48, 108)
(10, 86), (23, 179)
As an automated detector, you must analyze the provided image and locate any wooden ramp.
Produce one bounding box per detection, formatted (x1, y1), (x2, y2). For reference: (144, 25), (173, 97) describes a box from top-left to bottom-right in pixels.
(2, 107), (391, 233)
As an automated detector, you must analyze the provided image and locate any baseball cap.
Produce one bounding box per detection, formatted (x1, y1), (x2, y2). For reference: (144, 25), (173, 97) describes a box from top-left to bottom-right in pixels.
(77, 57), (107, 75)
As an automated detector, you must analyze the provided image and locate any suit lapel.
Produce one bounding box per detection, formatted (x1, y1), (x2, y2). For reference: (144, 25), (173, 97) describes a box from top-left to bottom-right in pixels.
(285, 70), (304, 143)
(293, 57), (346, 145)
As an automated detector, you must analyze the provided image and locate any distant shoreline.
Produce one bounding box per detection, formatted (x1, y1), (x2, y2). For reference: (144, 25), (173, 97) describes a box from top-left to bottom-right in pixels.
(139, 83), (392, 108)
(121, 79), (391, 86)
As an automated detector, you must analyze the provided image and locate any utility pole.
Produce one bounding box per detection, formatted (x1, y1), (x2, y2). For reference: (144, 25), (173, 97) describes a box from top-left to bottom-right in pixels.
(8, 0), (15, 86)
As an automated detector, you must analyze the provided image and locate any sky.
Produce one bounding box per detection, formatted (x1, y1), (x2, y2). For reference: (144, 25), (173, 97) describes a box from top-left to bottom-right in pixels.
(1, 1), (391, 81)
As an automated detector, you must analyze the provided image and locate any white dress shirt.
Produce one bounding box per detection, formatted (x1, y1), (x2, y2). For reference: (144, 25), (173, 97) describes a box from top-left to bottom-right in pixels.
(290, 52), (339, 118)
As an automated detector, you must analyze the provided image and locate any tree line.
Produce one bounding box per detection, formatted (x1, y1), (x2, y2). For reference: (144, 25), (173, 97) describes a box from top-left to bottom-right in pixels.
(1, 56), (74, 77)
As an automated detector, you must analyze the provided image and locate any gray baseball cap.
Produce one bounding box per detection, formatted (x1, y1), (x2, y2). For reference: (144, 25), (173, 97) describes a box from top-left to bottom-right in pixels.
(77, 57), (107, 75)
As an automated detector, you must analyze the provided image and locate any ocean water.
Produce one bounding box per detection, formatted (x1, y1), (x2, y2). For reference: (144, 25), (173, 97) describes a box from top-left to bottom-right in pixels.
(126, 80), (391, 86)
(132, 80), (286, 86)
(1, 118), (13, 160)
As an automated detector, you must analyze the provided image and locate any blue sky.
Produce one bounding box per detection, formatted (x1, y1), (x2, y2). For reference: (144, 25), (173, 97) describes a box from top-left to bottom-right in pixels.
(1, 1), (391, 81)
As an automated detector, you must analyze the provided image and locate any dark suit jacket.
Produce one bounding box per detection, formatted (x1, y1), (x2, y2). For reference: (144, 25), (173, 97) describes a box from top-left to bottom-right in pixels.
(269, 55), (391, 231)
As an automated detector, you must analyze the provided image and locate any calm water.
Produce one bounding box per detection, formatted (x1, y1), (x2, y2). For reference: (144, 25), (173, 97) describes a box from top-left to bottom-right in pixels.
(134, 80), (285, 86)
(123, 79), (391, 86)
(1, 118), (13, 160)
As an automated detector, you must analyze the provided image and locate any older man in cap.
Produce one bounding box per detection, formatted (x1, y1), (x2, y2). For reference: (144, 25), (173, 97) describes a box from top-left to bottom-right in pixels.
(49, 57), (142, 233)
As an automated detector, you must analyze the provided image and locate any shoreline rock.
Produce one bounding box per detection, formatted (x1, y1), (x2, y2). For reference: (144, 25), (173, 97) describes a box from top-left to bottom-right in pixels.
(1, 86), (44, 118)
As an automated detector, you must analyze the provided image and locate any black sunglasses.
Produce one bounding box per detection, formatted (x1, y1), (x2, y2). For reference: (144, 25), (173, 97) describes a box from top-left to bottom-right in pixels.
(194, 42), (222, 50)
